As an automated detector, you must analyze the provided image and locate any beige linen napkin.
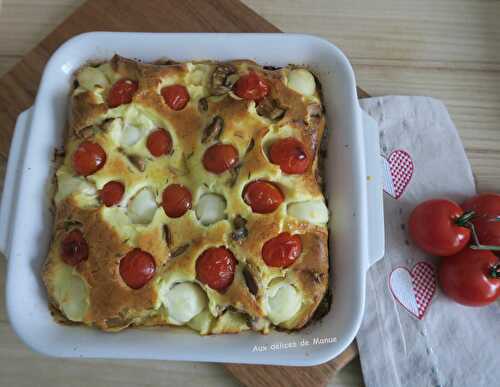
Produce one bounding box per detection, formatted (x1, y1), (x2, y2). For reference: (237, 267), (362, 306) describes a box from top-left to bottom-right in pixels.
(357, 96), (499, 387)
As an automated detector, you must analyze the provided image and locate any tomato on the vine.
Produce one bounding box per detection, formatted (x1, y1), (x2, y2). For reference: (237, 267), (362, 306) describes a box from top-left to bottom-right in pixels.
(439, 247), (500, 306)
(408, 199), (472, 256)
(462, 193), (500, 248)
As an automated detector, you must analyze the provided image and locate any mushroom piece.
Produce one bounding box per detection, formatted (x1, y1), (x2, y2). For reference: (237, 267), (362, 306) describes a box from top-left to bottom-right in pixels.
(210, 63), (237, 95)
(256, 97), (286, 121)
(201, 116), (224, 144)
(231, 215), (248, 241)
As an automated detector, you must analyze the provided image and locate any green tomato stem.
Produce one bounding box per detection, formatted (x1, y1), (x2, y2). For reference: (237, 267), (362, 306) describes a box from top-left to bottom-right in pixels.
(490, 264), (500, 279)
(455, 211), (475, 227)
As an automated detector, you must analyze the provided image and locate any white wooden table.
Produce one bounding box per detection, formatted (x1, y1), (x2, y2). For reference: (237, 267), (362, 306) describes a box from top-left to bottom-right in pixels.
(0, 1), (498, 386)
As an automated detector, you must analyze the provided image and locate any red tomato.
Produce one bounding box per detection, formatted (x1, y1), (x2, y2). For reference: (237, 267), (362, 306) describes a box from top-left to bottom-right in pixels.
(243, 181), (284, 214)
(234, 71), (269, 101)
(107, 79), (138, 108)
(196, 247), (237, 291)
(439, 247), (500, 306)
(162, 184), (192, 218)
(262, 232), (302, 268)
(408, 199), (471, 256)
(202, 144), (239, 174)
(269, 137), (309, 174)
(147, 129), (173, 157)
(99, 181), (124, 207)
(119, 248), (156, 289)
(462, 193), (500, 247)
(161, 84), (190, 110)
(61, 229), (89, 266)
(72, 141), (107, 176)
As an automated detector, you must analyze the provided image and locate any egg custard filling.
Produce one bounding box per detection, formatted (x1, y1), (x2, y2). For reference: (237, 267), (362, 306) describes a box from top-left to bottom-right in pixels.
(42, 56), (330, 333)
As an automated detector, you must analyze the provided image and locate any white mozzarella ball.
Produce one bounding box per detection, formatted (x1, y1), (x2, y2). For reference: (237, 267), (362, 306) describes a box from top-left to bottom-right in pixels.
(53, 265), (89, 322)
(128, 188), (157, 224)
(287, 69), (316, 96)
(288, 200), (329, 224)
(55, 172), (96, 204)
(195, 193), (226, 225)
(160, 282), (208, 325)
(266, 280), (302, 325)
(121, 124), (142, 147)
(76, 66), (109, 91)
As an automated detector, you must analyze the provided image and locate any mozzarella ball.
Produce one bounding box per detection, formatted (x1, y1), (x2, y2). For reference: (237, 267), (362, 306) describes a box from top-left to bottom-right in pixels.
(287, 69), (316, 96)
(195, 193), (226, 225)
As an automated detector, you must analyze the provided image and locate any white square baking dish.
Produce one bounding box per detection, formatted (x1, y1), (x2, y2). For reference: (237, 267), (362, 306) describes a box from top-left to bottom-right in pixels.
(0, 32), (384, 366)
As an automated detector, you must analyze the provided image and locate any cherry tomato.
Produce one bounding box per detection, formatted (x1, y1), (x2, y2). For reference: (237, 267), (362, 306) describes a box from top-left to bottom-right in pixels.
(234, 71), (269, 101)
(147, 129), (173, 157)
(99, 181), (124, 207)
(119, 248), (156, 289)
(162, 184), (192, 218)
(269, 137), (309, 174)
(243, 181), (284, 214)
(202, 144), (239, 174)
(196, 247), (237, 291)
(462, 193), (500, 247)
(262, 232), (302, 268)
(439, 247), (500, 306)
(72, 141), (107, 176)
(161, 84), (190, 110)
(61, 229), (89, 266)
(408, 199), (471, 256)
(107, 79), (138, 108)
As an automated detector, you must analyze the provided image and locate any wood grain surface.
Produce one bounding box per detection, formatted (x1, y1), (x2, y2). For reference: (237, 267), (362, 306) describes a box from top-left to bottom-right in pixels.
(0, 1), (361, 387)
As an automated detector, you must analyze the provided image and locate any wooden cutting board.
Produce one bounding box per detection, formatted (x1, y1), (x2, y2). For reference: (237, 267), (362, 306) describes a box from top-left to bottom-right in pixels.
(0, 1), (365, 386)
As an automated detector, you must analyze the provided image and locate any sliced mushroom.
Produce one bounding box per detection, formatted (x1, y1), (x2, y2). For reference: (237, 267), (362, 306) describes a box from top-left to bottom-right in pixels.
(198, 97), (208, 112)
(127, 155), (146, 172)
(201, 116), (224, 144)
(243, 266), (258, 296)
(245, 138), (255, 155)
(76, 125), (98, 139)
(228, 163), (241, 187)
(163, 224), (173, 247)
(171, 243), (190, 258)
(211, 63), (237, 95)
(231, 215), (248, 241)
(256, 98), (286, 121)
(263, 65), (282, 71)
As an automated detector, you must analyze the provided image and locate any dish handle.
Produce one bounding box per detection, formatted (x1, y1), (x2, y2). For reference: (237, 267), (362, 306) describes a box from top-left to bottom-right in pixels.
(360, 107), (385, 268)
(0, 107), (33, 259)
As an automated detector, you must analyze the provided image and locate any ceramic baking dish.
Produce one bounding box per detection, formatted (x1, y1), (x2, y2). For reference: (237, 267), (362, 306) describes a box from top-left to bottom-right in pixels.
(0, 32), (384, 366)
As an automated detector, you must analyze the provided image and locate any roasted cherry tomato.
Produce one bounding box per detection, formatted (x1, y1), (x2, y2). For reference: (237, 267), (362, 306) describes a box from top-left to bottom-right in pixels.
(196, 247), (237, 291)
(243, 180), (284, 214)
(107, 79), (138, 108)
(147, 128), (173, 157)
(72, 141), (107, 176)
(99, 181), (124, 207)
(269, 137), (309, 174)
(462, 193), (500, 247)
(162, 184), (192, 218)
(61, 229), (89, 266)
(202, 144), (239, 174)
(408, 199), (471, 256)
(234, 71), (269, 101)
(439, 247), (500, 306)
(262, 232), (302, 268)
(161, 84), (190, 110)
(119, 248), (156, 289)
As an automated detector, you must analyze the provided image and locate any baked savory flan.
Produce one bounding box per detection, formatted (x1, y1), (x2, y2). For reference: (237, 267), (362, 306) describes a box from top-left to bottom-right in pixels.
(42, 55), (330, 334)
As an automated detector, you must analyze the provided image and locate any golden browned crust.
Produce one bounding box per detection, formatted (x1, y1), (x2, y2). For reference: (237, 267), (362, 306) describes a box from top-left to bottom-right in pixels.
(43, 55), (329, 333)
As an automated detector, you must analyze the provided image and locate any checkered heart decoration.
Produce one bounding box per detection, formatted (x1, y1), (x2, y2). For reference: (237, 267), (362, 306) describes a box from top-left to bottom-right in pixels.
(382, 149), (414, 199)
(389, 262), (437, 320)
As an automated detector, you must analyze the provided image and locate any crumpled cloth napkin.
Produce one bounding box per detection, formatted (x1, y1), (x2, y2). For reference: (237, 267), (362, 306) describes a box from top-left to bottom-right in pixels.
(356, 96), (499, 387)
